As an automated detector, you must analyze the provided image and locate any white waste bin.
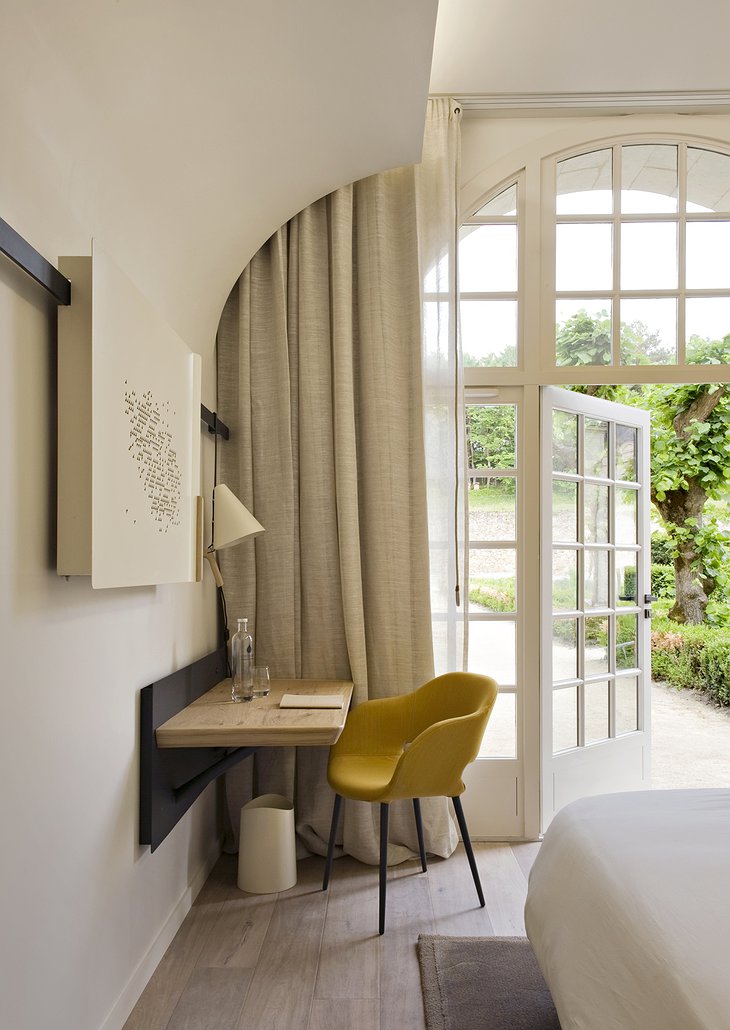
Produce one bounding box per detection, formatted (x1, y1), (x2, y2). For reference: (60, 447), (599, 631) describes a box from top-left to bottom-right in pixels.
(237, 793), (297, 894)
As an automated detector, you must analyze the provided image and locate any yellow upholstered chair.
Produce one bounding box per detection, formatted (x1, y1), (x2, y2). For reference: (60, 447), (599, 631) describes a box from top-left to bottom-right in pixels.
(322, 671), (498, 934)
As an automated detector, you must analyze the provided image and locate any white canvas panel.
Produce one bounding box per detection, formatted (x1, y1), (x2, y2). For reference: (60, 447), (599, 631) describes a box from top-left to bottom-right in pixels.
(91, 241), (201, 587)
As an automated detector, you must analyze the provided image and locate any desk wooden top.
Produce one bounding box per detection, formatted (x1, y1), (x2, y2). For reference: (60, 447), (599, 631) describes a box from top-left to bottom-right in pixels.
(155, 678), (353, 748)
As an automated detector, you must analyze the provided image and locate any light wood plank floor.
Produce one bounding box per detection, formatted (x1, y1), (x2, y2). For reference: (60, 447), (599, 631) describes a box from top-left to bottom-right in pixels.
(124, 841), (541, 1030)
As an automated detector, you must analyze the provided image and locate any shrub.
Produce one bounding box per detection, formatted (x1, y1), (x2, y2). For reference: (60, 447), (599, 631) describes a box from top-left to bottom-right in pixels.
(651, 615), (730, 706)
(468, 578), (515, 612)
(651, 564), (675, 600)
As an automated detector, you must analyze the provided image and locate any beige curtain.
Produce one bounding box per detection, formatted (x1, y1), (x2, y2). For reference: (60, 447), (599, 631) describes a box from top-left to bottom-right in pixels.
(218, 100), (462, 865)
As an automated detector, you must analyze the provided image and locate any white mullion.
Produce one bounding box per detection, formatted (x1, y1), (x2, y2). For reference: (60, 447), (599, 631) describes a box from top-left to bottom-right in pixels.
(613, 144), (622, 364)
(460, 291), (518, 302)
(577, 413), (586, 749)
(678, 142), (687, 364)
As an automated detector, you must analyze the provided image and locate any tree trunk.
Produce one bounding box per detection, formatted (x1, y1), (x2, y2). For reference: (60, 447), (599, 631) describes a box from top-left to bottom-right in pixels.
(652, 481), (709, 625)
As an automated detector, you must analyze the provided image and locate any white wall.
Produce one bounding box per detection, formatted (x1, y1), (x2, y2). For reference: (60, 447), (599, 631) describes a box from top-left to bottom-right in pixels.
(0, 258), (220, 1030)
(431, 0), (730, 95)
(0, 4), (437, 1030)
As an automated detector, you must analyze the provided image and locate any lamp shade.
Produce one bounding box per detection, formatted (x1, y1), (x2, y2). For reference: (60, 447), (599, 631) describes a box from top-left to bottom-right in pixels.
(212, 484), (264, 550)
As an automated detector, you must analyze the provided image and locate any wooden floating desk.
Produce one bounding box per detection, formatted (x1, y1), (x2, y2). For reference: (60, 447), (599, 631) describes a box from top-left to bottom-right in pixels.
(156, 678), (354, 749)
(139, 647), (353, 851)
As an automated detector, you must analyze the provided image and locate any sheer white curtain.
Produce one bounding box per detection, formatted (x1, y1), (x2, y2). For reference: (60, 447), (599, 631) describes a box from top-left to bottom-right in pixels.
(216, 99), (463, 865)
(418, 98), (465, 675)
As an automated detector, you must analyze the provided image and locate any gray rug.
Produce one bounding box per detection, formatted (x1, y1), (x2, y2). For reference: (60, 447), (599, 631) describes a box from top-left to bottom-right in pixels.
(417, 935), (561, 1030)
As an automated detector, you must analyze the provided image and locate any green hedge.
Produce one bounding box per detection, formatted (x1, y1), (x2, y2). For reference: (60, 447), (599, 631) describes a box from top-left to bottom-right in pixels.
(651, 615), (730, 706)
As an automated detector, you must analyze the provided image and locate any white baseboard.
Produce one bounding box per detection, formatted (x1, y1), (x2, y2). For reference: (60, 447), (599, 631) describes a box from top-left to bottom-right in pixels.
(100, 836), (222, 1030)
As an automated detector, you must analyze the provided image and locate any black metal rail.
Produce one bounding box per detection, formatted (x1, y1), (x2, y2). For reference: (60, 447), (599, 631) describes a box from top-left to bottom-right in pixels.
(0, 216), (71, 305)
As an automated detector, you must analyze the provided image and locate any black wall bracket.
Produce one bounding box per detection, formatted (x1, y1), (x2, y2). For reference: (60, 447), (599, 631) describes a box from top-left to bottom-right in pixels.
(0, 216), (71, 305)
(139, 647), (255, 851)
(200, 404), (230, 439)
(0, 216), (230, 445)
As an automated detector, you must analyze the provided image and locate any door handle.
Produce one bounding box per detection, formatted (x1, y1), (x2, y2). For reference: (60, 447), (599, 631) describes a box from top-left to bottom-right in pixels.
(644, 594), (657, 604)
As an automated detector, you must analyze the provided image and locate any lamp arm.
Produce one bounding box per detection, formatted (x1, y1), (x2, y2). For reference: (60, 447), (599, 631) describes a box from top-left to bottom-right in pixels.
(204, 550), (225, 588)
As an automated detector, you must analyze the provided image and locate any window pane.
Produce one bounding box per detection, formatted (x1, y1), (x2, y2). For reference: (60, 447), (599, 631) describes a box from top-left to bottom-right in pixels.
(686, 222), (730, 289)
(556, 149), (612, 214)
(685, 299), (730, 361)
(553, 618), (578, 680)
(552, 410), (578, 472)
(553, 550), (578, 610)
(459, 224), (518, 292)
(616, 488), (638, 545)
(466, 404), (515, 468)
(556, 223), (612, 290)
(616, 676), (639, 734)
(584, 484), (609, 543)
(621, 145), (677, 213)
(616, 614), (639, 670)
(469, 548), (516, 613)
(687, 149), (730, 213)
(615, 425), (637, 481)
(556, 301), (612, 367)
(475, 184), (517, 217)
(468, 620), (515, 685)
(461, 300), (517, 367)
(585, 680), (610, 744)
(553, 480), (578, 542)
(584, 549), (609, 609)
(585, 616), (609, 676)
(620, 223), (677, 289)
(478, 692), (516, 758)
(584, 418), (609, 478)
(616, 551), (638, 606)
(468, 477), (515, 541)
(553, 685), (578, 753)
(619, 298), (677, 365)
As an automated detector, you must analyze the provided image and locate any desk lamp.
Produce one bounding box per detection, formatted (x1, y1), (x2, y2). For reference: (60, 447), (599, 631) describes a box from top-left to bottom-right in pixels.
(205, 484), (264, 587)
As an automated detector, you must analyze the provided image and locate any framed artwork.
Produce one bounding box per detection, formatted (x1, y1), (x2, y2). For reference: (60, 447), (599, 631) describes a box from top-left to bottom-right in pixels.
(58, 240), (201, 587)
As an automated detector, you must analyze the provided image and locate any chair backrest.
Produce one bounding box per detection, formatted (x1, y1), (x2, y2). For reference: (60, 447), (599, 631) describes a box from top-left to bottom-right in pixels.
(383, 672), (498, 802)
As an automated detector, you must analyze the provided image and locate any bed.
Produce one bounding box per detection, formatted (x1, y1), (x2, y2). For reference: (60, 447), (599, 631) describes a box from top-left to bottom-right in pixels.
(525, 789), (730, 1030)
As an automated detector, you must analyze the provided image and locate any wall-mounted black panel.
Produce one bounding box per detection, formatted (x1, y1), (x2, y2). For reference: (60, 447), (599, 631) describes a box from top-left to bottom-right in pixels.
(139, 646), (255, 851)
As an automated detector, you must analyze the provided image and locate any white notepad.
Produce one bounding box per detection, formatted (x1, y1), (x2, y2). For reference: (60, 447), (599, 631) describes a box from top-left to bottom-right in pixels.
(279, 693), (344, 709)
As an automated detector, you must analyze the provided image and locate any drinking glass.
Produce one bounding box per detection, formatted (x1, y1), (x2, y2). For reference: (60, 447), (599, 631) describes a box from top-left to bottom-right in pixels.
(252, 665), (270, 698)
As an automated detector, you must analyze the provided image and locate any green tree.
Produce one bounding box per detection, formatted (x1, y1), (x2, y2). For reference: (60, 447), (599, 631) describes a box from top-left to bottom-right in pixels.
(558, 314), (730, 624)
(556, 310), (611, 366)
(466, 404), (515, 470)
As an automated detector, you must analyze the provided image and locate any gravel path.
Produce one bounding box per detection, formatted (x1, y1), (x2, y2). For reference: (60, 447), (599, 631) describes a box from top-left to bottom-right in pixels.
(652, 680), (730, 788)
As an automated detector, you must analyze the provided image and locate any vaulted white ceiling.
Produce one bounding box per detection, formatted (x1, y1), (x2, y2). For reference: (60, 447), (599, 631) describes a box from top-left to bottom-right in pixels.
(1, 2), (437, 349)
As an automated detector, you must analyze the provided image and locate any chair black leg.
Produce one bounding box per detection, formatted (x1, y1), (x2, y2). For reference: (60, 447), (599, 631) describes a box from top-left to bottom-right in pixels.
(379, 802), (389, 935)
(322, 793), (343, 891)
(412, 798), (427, 872)
(452, 795), (485, 908)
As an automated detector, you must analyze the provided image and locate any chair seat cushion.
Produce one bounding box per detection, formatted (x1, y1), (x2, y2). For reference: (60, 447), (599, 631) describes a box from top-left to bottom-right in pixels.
(327, 753), (402, 801)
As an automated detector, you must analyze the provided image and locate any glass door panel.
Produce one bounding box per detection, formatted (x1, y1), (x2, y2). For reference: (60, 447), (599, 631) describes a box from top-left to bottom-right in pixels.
(541, 387), (651, 829)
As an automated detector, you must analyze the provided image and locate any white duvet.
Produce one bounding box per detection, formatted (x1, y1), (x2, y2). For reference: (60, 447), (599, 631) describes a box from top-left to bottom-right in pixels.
(525, 789), (730, 1030)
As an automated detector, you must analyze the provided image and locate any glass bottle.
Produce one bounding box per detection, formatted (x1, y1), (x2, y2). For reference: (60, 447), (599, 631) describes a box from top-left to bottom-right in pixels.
(231, 617), (253, 702)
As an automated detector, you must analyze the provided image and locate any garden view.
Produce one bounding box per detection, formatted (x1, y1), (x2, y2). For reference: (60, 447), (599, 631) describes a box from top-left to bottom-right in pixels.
(468, 318), (730, 712)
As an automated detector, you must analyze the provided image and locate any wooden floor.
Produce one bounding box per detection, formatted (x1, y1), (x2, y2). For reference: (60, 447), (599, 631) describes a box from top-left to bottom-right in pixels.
(124, 841), (541, 1030)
